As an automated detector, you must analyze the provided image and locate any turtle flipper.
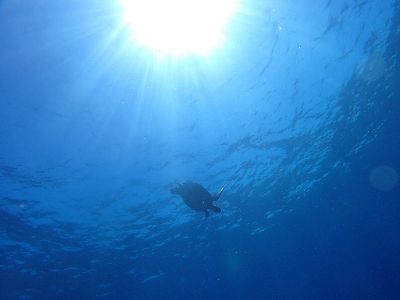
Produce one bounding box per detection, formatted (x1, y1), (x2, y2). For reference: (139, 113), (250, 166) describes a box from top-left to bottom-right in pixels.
(213, 186), (225, 201)
(204, 210), (210, 218)
(209, 205), (221, 213)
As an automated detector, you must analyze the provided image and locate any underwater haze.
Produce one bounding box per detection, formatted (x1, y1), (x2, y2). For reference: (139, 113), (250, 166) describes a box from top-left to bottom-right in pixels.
(1, 0), (400, 299)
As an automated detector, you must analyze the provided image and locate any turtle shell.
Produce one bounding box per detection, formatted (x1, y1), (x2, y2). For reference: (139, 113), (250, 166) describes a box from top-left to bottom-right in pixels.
(172, 182), (213, 211)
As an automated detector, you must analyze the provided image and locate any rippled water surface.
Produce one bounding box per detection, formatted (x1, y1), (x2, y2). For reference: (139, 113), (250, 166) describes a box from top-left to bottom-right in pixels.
(1, 0), (400, 299)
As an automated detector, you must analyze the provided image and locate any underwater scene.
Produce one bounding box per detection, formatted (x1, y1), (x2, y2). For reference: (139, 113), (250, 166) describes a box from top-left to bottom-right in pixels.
(1, 0), (400, 299)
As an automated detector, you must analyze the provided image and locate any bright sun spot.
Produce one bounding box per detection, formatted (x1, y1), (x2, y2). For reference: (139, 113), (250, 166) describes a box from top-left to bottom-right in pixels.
(120, 0), (237, 56)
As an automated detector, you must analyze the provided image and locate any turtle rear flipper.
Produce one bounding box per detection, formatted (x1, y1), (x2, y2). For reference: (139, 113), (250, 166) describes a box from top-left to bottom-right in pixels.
(213, 186), (225, 201)
(209, 205), (221, 213)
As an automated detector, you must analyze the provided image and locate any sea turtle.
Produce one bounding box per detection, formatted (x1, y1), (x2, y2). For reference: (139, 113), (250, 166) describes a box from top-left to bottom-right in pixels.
(171, 182), (224, 218)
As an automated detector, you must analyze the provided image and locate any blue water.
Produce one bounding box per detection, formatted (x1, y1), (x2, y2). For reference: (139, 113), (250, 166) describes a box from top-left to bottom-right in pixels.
(1, 0), (400, 299)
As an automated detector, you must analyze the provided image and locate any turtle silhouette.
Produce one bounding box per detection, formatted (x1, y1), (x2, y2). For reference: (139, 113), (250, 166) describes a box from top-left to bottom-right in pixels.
(171, 182), (224, 218)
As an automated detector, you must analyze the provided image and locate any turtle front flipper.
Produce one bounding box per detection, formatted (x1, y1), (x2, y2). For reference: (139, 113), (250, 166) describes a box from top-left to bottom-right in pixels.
(212, 186), (225, 201)
(204, 210), (210, 218)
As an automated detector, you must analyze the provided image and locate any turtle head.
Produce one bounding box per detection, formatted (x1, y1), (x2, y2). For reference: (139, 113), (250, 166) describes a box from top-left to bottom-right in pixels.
(170, 187), (179, 195)
(170, 183), (182, 195)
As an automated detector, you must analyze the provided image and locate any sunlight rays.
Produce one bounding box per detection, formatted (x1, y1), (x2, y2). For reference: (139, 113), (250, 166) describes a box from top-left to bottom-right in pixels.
(120, 0), (238, 56)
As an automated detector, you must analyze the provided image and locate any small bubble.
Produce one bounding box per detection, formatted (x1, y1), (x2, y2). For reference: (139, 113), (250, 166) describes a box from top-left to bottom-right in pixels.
(369, 165), (398, 191)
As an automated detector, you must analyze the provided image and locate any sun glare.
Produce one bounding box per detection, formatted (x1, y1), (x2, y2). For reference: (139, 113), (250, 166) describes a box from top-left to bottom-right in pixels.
(120, 0), (237, 56)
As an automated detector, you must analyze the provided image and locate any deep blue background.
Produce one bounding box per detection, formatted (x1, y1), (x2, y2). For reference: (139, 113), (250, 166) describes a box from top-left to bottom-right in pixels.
(1, 0), (399, 299)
